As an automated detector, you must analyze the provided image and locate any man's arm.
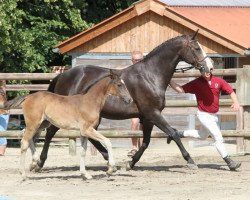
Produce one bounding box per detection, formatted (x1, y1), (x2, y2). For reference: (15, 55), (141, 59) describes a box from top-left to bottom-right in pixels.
(229, 91), (240, 111)
(169, 80), (185, 93)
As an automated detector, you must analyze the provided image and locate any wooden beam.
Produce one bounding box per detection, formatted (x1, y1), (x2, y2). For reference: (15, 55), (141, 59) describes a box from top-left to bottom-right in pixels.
(0, 69), (237, 81)
(6, 84), (48, 91)
(1, 129), (250, 139)
(150, 0), (166, 16)
(0, 73), (57, 80)
(59, 9), (138, 54)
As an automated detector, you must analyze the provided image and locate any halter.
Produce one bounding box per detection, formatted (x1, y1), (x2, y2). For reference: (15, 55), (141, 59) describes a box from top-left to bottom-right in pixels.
(177, 37), (209, 73)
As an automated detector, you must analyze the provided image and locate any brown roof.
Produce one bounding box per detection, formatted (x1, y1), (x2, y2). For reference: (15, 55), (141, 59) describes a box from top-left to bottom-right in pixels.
(168, 6), (250, 49)
(56, 0), (250, 55)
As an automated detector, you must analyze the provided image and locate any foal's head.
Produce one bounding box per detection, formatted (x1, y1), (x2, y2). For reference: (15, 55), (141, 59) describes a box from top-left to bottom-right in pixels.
(108, 70), (132, 104)
(179, 30), (214, 74)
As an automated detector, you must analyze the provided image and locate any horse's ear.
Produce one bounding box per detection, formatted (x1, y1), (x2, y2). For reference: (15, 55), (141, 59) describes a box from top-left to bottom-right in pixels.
(109, 69), (115, 80)
(109, 69), (122, 79)
(191, 29), (199, 40)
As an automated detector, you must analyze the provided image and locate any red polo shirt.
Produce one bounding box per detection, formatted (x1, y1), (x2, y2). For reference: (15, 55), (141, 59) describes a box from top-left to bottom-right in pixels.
(182, 75), (233, 113)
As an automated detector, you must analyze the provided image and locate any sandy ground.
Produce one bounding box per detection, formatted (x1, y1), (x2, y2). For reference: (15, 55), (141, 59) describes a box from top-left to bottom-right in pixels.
(0, 138), (250, 200)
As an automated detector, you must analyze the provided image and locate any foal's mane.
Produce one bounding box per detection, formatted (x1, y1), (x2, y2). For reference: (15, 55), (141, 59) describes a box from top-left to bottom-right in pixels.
(83, 72), (112, 94)
(143, 35), (187, 61)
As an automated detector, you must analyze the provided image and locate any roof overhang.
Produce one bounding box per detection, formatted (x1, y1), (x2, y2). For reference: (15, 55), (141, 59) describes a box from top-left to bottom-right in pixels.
(56, 0), (248, 55)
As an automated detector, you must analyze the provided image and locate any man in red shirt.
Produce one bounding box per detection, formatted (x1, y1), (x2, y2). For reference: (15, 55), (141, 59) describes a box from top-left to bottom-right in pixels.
(169, 70), (241, 171)
(127, 51), (143, 157)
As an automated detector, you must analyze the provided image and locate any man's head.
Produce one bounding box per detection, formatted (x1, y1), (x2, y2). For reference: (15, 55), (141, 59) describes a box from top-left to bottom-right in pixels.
(201, 71), (212, 80)
(131, 51), (143, 64)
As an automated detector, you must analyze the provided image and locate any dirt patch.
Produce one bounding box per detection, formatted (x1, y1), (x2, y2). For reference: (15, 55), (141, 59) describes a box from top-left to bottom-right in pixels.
(0, 139), (249, 200)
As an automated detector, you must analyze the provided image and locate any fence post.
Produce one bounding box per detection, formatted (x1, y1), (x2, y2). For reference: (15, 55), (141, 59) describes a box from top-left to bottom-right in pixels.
(236, 65), (250, 153)
(68, 138), (76, 156)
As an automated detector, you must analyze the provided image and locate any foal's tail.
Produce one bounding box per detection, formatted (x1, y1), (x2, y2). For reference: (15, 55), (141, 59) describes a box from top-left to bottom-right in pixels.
(0, 96), (27, 110)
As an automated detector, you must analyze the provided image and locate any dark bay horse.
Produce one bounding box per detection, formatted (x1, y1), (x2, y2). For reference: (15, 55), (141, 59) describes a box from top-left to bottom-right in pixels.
(0, 70), (132, 180)
(34, 31), (214, 171)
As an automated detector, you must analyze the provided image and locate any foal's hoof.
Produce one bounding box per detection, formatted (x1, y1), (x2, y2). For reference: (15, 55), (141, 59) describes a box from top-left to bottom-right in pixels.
(20, 171), (27, 181)
(106, 166), (117, 176)
(187, 163), (198, 170)
(81, 173), (93, 180)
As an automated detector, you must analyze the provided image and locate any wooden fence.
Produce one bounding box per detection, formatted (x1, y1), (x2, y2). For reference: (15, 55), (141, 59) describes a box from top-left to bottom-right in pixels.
(0, 66), (250, 154)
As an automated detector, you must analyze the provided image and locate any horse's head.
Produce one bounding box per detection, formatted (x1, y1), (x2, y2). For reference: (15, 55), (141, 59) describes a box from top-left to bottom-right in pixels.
(108, 69), (133, 104)
(179, 30), (214, 74)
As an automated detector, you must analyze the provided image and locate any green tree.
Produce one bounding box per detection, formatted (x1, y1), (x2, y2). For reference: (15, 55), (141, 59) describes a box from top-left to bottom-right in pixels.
(0, 0), (89, 73)
(0, 0), (137, 74)
(83, 0), (137, 24)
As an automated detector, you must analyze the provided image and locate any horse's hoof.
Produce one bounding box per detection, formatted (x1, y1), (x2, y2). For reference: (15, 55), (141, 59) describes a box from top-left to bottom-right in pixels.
(33, 165), (42, 172)
(187, 163), (198, 170)
(126, 161), (132, 171)
(112, 166), (117, 173)
(21, 176), (27, 182)
(81, 173), (93, 180)
(29, 163), (36, 171)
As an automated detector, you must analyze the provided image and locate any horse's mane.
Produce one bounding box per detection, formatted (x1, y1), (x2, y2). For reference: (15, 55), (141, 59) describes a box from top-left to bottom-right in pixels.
(143, 35), (187, 61)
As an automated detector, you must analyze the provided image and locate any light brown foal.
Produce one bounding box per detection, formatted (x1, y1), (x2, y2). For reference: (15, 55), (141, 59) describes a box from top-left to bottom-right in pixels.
(0, 70), (132, 180)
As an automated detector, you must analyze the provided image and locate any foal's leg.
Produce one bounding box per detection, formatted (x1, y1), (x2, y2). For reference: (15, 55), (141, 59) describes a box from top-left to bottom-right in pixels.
(80, 135), (92, 180)
(29, 139), (40, 171)
(30, 120), (51, 172)
(88, 118), (109, 161)
(83, 128), (116, 175)
(20, 127), (37, 180)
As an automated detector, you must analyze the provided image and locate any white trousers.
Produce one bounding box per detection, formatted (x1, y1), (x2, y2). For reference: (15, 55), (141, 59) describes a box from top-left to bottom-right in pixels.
(183, 110), (228, 158)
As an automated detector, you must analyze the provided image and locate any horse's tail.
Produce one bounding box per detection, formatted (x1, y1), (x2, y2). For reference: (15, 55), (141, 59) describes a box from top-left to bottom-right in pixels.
(48, 74), (61, 92)
(0, 96), (27, 110)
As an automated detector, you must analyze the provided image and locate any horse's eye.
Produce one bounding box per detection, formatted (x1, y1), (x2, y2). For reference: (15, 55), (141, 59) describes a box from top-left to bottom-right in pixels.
(195, 47), (200, 51)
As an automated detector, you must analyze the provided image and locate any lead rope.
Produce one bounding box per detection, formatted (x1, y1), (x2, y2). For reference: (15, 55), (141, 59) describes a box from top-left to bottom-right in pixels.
(174, 65), (195, 73)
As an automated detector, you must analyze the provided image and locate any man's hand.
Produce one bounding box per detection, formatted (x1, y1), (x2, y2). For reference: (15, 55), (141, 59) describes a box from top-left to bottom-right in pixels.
(229, 92), (240, 111)
(231, 103), (240, 111)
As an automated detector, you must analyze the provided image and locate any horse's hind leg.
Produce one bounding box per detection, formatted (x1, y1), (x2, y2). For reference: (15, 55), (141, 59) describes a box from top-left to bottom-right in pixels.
(126, 120), (153, 170)
(35, 124), (59, 172)
(80, 135), (92, 180)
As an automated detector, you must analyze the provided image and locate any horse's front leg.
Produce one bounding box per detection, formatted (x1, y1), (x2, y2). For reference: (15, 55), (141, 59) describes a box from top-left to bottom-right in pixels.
(126, 120), (153, 170)
(80, 135), (92, 180)
(147, 110), (197, 169)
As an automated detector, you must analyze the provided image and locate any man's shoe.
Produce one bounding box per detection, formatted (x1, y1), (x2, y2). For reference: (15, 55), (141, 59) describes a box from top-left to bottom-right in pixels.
(223, 156), (241, 171)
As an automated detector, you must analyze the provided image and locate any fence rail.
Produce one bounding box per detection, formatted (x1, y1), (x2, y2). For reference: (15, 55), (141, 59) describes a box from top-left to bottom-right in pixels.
(1, 129), (250, 139)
